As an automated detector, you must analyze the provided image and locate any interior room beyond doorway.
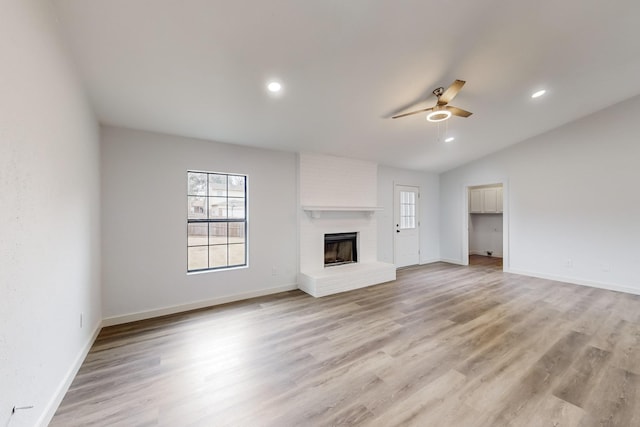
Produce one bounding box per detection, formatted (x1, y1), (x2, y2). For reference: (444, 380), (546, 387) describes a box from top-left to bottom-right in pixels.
(468, 183), (504, 269)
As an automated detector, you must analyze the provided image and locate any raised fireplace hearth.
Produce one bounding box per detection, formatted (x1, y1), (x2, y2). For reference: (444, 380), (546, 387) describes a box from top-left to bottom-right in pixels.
(324, 232), (358, 267)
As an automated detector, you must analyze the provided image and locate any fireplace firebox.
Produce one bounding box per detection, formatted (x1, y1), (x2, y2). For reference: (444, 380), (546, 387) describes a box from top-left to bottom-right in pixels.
(324, 232), (358, 267)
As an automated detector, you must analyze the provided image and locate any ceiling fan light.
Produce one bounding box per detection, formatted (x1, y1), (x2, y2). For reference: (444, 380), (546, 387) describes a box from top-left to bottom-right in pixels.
(426, 109), (452, 122)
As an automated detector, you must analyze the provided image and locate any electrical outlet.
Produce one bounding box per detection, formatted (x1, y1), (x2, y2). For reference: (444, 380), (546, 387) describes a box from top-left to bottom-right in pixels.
(271, 266), (277, 276)
(564, 259), (573, 268)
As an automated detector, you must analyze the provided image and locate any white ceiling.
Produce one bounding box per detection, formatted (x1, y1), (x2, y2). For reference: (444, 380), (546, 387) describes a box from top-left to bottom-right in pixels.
(52, 0), (640, 172)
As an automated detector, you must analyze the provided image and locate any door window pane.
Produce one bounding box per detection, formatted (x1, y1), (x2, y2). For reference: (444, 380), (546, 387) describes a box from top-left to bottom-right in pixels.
(400, 191), (416, 230)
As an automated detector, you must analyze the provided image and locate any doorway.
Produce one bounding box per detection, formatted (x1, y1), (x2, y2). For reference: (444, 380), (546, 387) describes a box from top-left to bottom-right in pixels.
(464, 183), (506, 270)
(394, 184), (420, 268)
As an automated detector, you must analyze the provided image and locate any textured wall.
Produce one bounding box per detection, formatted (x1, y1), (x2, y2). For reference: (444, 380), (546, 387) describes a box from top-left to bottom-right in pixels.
(0, 1), (101, 425)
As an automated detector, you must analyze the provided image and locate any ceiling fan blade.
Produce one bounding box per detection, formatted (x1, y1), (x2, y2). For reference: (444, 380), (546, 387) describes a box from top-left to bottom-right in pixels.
(446, 105), (473, 117)
(391, 107), (434, 119)
(438, 79), (466, 105)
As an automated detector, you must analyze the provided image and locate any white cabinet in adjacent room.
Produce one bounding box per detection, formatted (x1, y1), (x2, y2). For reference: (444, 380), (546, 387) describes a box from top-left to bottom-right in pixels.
(469, 189), (483, 213)
(469, 185), (503, 213)
(483, 188), (498, 213)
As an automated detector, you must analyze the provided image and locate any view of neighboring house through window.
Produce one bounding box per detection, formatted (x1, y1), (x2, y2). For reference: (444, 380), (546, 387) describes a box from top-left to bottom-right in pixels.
(187, 171), (247, 272)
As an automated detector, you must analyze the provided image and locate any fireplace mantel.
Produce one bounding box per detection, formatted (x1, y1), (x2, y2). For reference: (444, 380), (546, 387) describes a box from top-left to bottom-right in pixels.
(302, 205), (383, 219)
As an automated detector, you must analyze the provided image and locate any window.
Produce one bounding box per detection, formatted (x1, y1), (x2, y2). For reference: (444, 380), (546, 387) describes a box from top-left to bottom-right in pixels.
(399, 190), (416, 229)
(187, 171), (247, 272)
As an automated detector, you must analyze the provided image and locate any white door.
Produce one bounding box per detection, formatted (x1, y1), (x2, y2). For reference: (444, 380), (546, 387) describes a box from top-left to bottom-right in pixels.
(394, 185), (420, 267)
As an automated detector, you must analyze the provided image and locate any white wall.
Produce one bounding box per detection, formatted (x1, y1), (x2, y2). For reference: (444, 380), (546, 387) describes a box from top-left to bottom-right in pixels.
(377, 166), (440, 265)
(299, 153), (377, 208)
(440, 95), (640, 294)
(469, 214), (503, 257)
(0, 1), (101, 426)
(101, 126), (298, 323)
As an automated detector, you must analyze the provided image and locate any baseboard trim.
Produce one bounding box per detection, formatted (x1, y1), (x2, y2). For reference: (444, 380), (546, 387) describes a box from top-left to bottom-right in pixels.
(102, 283), (299, 327)
(504, 268), (640, 296)
(419, 258), (441, 265)
(38, 321), (102, 427)
(469, 250), (503, 258)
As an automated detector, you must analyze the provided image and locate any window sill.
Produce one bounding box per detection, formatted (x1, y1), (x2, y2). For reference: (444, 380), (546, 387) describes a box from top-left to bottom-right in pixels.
(187, 264), (249, 275)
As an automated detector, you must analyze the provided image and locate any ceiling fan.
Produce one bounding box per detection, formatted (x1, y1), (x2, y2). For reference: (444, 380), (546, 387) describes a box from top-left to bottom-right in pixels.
(392, 79), (472, 122)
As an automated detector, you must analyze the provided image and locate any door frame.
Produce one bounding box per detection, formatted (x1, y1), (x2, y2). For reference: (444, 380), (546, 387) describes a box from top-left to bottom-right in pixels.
(393, 184), (421, 267)
(461, 180), (509, 269)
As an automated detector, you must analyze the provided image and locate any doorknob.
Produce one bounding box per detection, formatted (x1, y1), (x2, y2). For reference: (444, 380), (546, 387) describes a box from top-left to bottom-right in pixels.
(396, 230), (400, 233)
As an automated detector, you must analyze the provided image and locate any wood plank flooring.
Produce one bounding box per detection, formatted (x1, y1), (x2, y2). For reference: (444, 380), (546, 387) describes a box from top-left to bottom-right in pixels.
(468, 254), (502, 268)
(51, 262), (640, 426)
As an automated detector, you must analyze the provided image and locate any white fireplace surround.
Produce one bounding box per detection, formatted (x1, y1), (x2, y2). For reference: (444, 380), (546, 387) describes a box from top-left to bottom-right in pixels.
(298, 154), (396, 297)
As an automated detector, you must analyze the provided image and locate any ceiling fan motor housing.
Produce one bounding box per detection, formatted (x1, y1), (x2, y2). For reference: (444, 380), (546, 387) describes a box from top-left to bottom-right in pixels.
(391, 80), (471, 120)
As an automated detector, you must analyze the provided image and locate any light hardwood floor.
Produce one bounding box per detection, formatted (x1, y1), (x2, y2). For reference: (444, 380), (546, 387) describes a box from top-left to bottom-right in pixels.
(52, 262), (640, 426)
(468, 254), (502, 268)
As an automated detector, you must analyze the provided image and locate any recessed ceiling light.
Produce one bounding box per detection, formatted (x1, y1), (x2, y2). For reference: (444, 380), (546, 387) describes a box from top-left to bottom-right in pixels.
(445, 137), (455, 143)
(531, 89), (546, 99)
(267, 82), (282, 93)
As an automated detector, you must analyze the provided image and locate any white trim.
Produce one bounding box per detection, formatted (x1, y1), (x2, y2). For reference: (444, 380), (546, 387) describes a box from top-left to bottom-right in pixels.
(37, 321), (102, 427)
(102, 283), (298, 326)
(302, 206), (382, 219)
(504, 268), (640, 296)
(419, 258), (441, 265)
(461, 184), (470, 266)
(461, 180), (509, 269)
(303, 205), (383, 213)
(187, 264), (249, 276)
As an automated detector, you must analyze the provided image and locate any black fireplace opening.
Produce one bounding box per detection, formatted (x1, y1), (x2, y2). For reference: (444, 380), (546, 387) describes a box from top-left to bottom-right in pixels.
(324, 232), (358, 267)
